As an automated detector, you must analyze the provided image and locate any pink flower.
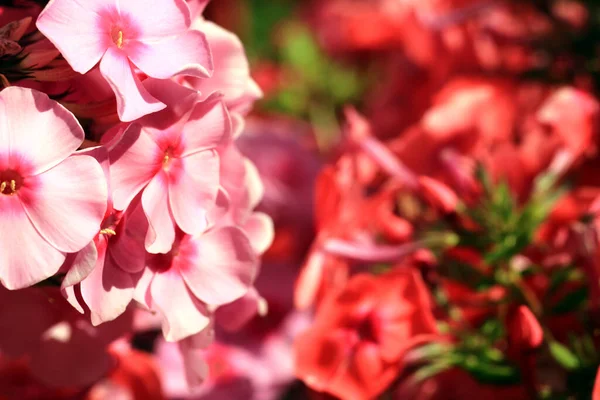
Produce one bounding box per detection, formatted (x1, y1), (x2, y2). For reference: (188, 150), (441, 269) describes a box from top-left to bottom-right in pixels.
(185, 18), (262, 116)
(134, 226), (258, 342)
(36, 0), (213, 122)
(186, 0), (210, 19)
(108, 79), (230, 253)
(217, 140), (274, 256)
(0, 87), (107, 289)
(61, 187), (148, 326)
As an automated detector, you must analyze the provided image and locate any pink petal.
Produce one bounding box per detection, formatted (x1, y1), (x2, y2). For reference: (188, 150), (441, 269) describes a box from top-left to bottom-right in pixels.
(20, 155), (108, 253)
(62, 241), (99, 288)
(0, 196), (65, 289)
(118, 0), (191, 39)
(109, 124), (162, 211)
(179, 226), (257, 306)
(150, 270), (211, 342)
(99, 46), (165, 122)
(109, 228), (147, 274)
(143, 77), (202, 125)
(181, 320), (214, 349)
(242, 212), (274, 255)
(180, 96), (230, 156)
(35, 0), (107, 73)
(179, 339), (210, 388)
(244, 158), (265, 210)
(129, 30), (212, 80)
(219, 144), (247, 208)
(0, 87), (84, 175)
(215, 287), (263, 331)
(168, 151), (219, 235)
(189, 21), (260, 113)
(132, 268), (155, 310)
(62, 285), (85, 314)
(188, 0), (210, 18)
(142, 170), (176, 254)
(80, 249), (135, 326)
(294, 247), (325, 310)
(206, 188), (231, 228)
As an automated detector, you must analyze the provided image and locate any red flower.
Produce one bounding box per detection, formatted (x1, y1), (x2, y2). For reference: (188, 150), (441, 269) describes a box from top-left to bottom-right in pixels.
(295, 268), (438, 400)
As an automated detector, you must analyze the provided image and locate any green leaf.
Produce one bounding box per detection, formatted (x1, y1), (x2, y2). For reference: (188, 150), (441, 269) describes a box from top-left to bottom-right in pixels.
(551, 287), (588, 314)
(549, 341), (581, 370)
(460, 357), (521, 385)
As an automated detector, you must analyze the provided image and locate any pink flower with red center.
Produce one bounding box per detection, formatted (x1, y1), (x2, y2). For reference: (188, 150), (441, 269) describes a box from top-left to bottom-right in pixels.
(0, 87), (107, 290)
(108, 79), (230, 254)
(36, 0), (213, 122)
(134, 226), (258, 342)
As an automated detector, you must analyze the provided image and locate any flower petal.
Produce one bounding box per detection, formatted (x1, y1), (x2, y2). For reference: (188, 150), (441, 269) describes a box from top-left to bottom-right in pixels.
(132, 268), (155, 310)
(117, 0), (191, 39)
(242, 212), (274, 255)
(151, 270), (211, 342)
(36, 0), (107, 73)
(0, 87), (84, 175)
(80, 249), (135, 326)
(142, 170), (176, 254)
(167, 151), (218, 235)
(109, 124), (162, 211)
(180, 97), (230, 156)
(179, 226), (257, 306)
(100, 46), (165, 122)
(129, 30), (212, 79)
(62, 241), (99, 288)
(0, 196), (65, 289)
(188, 21), (260, 113)
(19, 155), (108, 253)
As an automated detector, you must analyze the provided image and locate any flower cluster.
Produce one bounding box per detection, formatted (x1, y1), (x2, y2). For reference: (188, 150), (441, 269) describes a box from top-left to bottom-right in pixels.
(294, 1), (600, 399)
(0, 0), (272, 393)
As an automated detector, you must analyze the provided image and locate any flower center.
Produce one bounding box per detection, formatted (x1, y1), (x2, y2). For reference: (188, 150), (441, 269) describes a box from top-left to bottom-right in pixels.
(162, 148), (174, 171)
(0, 170), (22, 196)
(111, 27), (124, 49)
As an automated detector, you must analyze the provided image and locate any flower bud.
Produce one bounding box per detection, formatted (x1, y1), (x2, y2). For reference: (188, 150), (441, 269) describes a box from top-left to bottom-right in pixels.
(507, 306), (544, 352)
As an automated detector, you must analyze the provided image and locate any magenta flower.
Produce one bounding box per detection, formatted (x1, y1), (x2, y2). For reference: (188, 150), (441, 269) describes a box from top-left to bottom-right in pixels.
(0, 87), (107, 289)
(36, 0), (213, 122)
(109, 79), (230, 253)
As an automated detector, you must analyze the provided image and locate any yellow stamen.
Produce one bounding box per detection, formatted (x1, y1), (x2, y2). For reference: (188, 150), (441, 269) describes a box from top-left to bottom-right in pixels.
(162, 152), (173, 170)
(100, 228), (117, 236)
(0, 179), (16, 195)
(116, 30), (123, 48)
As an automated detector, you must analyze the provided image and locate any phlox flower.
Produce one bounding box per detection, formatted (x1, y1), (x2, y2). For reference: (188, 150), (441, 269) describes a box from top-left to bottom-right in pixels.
(36, 0), (213, 122)
(0, 87), (107, 290)
(108, 79), (230, 253)
(217, 131), (274, 256)
(185, 18), (262, 117)
(134, 225), (258, 342)
(295, 269), (438, 400)
(60, 149), (148, 326)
